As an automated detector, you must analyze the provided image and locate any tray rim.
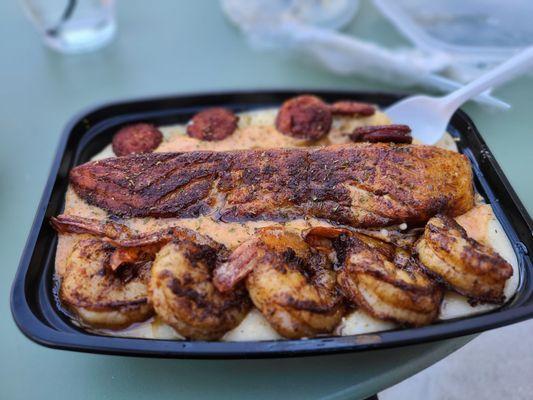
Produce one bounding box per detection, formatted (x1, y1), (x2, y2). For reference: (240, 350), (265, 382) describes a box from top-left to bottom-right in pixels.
(10, 89), (533, 359)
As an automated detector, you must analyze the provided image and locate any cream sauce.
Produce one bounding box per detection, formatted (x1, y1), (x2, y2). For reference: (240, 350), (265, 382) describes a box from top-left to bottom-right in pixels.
(56, 106), (519, 341)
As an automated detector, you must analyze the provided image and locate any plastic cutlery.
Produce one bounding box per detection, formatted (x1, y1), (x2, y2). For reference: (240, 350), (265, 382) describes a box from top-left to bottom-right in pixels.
(386, 46), (533, 144)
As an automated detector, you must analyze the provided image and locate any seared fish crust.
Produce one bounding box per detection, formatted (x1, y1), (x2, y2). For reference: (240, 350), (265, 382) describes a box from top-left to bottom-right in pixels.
(69, 144), (474, 227)
(416, 214), (513, 303)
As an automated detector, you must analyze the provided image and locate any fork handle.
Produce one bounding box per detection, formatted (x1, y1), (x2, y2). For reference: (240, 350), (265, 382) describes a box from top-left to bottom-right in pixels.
(441, 46), (533, 112)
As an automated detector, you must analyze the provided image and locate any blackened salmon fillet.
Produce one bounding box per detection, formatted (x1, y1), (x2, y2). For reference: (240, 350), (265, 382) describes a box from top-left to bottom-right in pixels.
(69, 143), (474, 227)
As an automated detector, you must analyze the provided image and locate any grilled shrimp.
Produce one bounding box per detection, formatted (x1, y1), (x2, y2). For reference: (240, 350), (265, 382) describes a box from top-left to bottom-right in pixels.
(149, 239), (251, 340)
(214, 227), (344, 339)
(305, 227), (442, 326)
(416, 214), (513, 303)
(55, 215), (249, 337)
(60, 239), (154, 329)
(339, 234), (442, 326)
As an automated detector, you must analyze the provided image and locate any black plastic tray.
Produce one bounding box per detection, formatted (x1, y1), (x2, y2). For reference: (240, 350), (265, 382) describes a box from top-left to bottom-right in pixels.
(10, 90), (533, 359)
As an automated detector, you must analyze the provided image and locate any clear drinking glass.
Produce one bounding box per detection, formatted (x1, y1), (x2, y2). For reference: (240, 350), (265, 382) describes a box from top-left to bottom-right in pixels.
(20, 0), (116, 54)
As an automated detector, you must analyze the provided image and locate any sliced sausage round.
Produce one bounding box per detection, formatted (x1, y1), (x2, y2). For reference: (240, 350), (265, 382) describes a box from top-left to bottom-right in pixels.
(112, 123), (163, 157)
(275, 95), (332, 140)
(186, 107), (238, 141)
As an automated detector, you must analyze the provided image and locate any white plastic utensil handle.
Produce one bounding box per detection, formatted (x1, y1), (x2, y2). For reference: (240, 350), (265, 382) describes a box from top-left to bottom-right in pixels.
(441, 46), (533, 112)
(287, 22), (510, 109)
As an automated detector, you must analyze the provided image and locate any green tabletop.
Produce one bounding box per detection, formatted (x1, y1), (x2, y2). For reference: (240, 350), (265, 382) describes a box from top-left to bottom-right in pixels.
(2, 1), (532, 399)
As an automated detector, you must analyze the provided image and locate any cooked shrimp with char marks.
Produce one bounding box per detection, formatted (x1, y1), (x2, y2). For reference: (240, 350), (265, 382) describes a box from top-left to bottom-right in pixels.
(307, 227), (442, 326)
(55, 214), (249, 337)
(214, 227), (344, 339)
(416, 214), (513, 304)
(149, 239), (251, 340)
(60, 239), (154, 329)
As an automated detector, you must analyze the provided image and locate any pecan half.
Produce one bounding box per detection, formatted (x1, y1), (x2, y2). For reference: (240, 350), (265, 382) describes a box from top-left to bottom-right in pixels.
(350, 124), (412, 144)
(330, 101), (375, 117)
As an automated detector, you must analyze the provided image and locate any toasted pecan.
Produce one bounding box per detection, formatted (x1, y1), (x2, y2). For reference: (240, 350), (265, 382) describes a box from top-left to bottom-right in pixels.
(350, 124), (412, 144)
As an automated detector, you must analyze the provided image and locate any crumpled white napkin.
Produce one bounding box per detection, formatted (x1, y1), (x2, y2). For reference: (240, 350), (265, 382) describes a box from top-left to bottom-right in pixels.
(221, 0), (508, 108)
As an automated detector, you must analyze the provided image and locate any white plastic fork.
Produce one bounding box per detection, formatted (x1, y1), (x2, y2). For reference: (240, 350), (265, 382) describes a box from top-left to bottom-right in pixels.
(386, 46), (533, 144)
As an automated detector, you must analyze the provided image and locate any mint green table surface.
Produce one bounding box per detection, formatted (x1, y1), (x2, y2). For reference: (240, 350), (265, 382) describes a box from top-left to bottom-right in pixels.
(2, 1), (532, 399)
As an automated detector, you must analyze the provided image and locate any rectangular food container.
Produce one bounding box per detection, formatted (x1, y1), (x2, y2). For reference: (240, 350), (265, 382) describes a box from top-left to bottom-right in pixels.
(10, 90), (533, 359)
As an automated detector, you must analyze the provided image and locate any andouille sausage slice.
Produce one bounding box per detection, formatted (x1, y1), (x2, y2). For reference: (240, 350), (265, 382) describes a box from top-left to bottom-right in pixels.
(112, 123), (163, 157)
(186, 107), (238, 141)
(275, 95), (332, 140)
(330, 101), (375, 117)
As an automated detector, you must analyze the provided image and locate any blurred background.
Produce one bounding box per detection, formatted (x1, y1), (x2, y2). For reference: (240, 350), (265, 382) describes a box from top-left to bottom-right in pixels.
(1, 1), (532, 399)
